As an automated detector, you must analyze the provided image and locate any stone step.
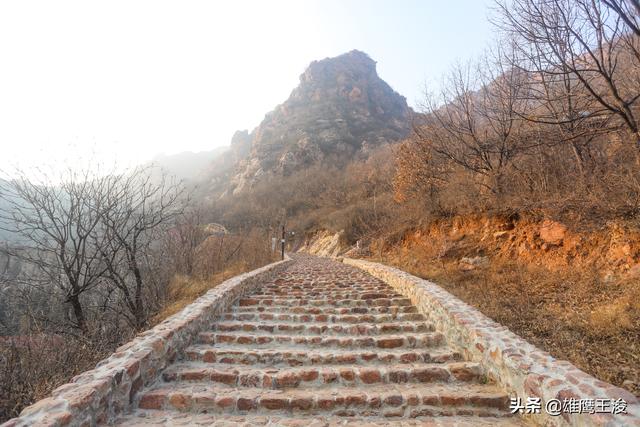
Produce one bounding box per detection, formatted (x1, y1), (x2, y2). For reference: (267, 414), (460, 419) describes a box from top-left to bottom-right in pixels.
(262, 282), (390, 287)
(137, 383), (512, 418)
(261, 283), (390, 289)
(161, 362), (483, 388)
(184, 345), (462, 367)
(197, 332), (445, 350)
(237, 297), (413, 308)
(250, 292), (404, 299)
(115, 412), (526, 426)
(115, 256), (525, 425)
(254, 287), (395, 293)
(232, 305), (419, 315)
(220, 311), (427, 323)
(210, 320), (434, 335)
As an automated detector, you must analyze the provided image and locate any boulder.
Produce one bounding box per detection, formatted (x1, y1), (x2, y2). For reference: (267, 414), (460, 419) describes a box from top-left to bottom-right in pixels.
(539, 220), (567, 246)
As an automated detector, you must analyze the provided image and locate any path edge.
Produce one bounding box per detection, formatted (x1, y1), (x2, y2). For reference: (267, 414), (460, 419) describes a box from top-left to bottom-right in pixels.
(2, 256), (293, 427)
(342, 257), (640, 427)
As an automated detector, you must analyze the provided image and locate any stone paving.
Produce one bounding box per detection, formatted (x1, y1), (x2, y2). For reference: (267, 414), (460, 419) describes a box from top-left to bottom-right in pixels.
(115, 255), (524, 426)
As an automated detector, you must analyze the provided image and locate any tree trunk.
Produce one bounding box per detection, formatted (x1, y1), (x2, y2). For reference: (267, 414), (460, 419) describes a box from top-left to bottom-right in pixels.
(132, 257), (146, 330)
(570, 142), (586, 175)
(68, 294), (87, 334)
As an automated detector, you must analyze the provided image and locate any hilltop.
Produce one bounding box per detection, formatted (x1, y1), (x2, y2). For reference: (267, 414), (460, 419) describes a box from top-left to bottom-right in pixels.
(203, 50), (412, 196)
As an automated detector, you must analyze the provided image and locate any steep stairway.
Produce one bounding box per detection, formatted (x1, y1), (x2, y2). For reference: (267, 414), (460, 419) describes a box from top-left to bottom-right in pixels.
(115, 255), (524, 426)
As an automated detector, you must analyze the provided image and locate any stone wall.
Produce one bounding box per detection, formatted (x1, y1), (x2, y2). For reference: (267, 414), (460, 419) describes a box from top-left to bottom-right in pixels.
(343, 258), (640, 427)
(1, 257), (293, 427)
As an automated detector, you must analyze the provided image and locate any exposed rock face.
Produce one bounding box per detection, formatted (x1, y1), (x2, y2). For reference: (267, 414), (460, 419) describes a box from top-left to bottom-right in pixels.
(229, 130), (252, 160)
(222, 50), (411, 194)
(301, 230), (346, 257)
(204, 130), (253, 190)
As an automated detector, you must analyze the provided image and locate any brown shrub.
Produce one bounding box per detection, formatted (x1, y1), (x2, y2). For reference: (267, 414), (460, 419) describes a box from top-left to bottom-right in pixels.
(0, 333), (124, 421)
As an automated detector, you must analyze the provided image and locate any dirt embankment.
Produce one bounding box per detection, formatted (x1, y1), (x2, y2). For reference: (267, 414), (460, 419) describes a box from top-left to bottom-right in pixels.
(386, 214), (640, 277)
(364, 214), (639, 396)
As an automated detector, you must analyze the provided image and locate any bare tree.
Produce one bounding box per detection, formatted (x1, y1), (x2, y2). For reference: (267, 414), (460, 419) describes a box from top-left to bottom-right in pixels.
(415, 49), (530, 196)
(0, 164), (188, 333)
(0, 169), (115, 334)
(496, 0), (640, 148)
(96, 168), (186, 329)
(505, 37), (612, 171)
(602, 0), (640, 36)
(163, 207), (207, 276)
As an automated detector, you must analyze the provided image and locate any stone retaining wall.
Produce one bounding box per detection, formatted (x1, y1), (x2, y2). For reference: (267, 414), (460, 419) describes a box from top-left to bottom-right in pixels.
(343, 258), (640, 427)
(2, 257), (293, 427)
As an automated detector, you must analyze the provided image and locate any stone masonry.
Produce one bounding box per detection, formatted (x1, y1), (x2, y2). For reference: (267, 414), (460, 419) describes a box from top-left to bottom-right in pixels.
(3, 254), (639, 426)
(112, 255), (524, 426)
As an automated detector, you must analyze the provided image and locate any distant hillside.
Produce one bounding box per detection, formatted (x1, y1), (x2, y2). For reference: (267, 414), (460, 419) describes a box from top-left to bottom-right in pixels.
(204, 50), (412, 196)
(0, 179), (17, 242)
(150, 147), (227, 182)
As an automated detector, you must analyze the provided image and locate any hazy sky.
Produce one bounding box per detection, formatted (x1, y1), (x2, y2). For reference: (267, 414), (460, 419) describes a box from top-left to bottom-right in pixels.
(0, 0), (494, 175)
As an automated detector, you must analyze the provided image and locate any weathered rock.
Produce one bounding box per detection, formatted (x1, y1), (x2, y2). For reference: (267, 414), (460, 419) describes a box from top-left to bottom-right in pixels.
(539, 220), (567, 245)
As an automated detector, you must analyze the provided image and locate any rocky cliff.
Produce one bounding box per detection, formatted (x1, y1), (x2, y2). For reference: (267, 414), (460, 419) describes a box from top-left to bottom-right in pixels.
(208, 50), (412, 195)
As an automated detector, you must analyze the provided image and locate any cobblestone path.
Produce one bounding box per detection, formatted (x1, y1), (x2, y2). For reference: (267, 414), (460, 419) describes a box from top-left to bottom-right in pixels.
(115, 255), (524, 426)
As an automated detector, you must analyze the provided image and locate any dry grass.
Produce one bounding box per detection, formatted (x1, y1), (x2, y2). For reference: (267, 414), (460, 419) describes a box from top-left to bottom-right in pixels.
(379, 250), (640, 397)
(0, 334), (122, 421)
(150, 262), (248, 325)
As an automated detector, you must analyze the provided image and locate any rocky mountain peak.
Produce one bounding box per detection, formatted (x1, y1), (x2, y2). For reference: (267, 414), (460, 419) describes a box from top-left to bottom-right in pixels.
(297, 50), (377, 91)
(219, 50), (412, 194)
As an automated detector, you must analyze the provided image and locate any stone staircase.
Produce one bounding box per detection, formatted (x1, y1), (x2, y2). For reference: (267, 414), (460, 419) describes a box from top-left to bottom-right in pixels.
(115, 256), (524, 426)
